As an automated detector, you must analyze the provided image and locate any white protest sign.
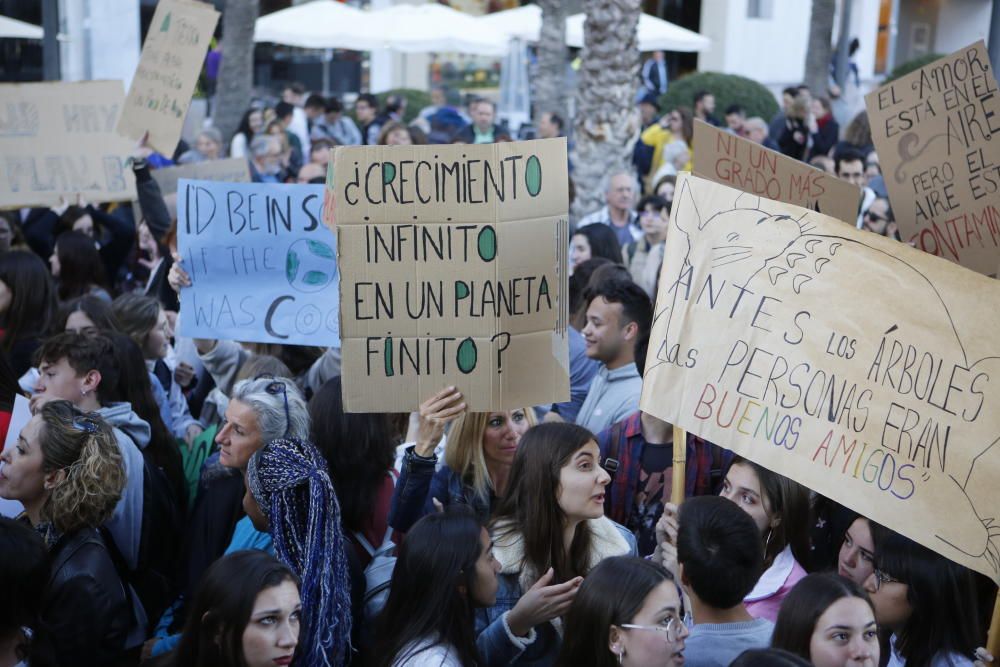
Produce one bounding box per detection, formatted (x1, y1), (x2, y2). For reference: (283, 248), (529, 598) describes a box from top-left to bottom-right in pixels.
(177, 180), (339, 347)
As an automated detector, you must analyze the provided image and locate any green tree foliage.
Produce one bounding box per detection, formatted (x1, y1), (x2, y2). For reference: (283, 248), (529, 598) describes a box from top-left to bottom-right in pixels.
(884, 53), (945, 83)
(660, 71), (779, 121)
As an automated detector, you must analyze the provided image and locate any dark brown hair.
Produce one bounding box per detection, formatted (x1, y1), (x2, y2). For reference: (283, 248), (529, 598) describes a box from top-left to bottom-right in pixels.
(772, 573), (876, 660)
(491, 422), (598, 583)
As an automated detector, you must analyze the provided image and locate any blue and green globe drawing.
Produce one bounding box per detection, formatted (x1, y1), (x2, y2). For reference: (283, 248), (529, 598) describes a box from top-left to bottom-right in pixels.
(285, 238), (337, 293)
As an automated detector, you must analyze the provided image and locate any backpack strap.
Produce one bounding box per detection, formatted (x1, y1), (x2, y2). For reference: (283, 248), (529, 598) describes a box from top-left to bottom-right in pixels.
(603, 419), (626, 479)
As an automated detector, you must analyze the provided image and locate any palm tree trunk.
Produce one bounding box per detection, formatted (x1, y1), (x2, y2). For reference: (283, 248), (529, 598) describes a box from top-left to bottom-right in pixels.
(804, 0), (835, 95)
(533, 0), (568, 125)
(570, 0), (641, 221)
(213, 0), (259, 153)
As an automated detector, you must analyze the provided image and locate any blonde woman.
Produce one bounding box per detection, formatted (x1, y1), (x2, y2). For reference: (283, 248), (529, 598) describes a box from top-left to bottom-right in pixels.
(0, 401), (135, 667)
(390, 387), (535, 532)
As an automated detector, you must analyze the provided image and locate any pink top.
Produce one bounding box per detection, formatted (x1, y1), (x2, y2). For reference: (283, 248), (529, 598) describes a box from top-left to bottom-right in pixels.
(743, 545), (807, 622)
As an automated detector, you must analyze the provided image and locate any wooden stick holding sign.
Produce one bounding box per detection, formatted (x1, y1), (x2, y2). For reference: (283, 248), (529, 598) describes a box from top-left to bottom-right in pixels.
(671, 425), (687, 506)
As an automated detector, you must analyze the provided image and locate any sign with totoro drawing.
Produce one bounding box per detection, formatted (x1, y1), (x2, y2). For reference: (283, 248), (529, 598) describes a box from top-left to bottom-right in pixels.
(333, 139), (570, 413)
(176, 180), (339, 347)
(642, 173), (1000, 583)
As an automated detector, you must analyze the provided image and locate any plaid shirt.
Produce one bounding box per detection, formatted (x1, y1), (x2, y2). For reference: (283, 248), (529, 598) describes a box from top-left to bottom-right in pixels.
(596, 411), (734, 526)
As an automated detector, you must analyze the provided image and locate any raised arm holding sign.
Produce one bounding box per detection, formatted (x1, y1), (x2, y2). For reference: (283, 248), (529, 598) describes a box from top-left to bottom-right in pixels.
(641, 173), (1000, 584)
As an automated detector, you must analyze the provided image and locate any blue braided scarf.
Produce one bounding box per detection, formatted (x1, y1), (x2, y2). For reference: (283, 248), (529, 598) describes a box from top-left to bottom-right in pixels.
(247, 437), (353, 666)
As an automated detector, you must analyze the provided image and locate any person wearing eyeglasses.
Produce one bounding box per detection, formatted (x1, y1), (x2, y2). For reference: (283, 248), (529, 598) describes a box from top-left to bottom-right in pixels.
(861, 198), (900, 241)
(555, 556), (687, 667)
(0, 401), (134, 667)
(864, 527), (982, 667)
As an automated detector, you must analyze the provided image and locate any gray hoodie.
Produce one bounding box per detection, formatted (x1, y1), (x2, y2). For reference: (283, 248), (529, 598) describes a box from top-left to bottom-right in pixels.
(96, 401), (150, 571)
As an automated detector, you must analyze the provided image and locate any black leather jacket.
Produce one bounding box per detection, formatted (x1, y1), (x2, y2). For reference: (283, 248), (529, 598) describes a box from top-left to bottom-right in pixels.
(45, 527), (132, 667)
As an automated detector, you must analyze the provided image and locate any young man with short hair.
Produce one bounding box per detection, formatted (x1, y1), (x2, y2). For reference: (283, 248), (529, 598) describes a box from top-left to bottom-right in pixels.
(280, 82), (311, 158)
(675, 496), (774, 667)
(537, 111), (564, 140)
(355, 93), (381, 145)
(575, 279), (651, 435)
(837, 149), (876, 228)
(693, 90), (720, 126)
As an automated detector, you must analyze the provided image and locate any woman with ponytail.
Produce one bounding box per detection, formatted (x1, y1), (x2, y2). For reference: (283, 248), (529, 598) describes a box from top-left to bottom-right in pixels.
(0, 400), (134, 667)
(244, 436), (354, 666)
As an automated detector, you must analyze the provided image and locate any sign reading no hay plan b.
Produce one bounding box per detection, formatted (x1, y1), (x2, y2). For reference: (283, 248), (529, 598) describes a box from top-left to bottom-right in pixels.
(333, 138), (570, 413)
(0, 80), (136, 209)
(642, 173), (1000, 583)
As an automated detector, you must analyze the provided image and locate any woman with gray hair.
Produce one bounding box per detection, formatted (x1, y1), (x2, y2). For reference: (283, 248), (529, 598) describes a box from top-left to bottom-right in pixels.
(178, 127), (225, 164)
(217, 376), (309, 471)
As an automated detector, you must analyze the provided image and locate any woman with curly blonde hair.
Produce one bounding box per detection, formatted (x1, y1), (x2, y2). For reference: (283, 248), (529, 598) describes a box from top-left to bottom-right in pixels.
(0, 400), (137, 667)
(391, 387), (535, 532)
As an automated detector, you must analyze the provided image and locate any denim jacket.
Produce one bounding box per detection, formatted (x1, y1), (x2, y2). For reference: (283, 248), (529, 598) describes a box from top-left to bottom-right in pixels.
(389, 445), (494, 533)
(474, 517), (637, 665)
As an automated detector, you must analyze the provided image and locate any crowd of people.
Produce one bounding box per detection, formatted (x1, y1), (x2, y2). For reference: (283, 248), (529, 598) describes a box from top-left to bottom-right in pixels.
(0, 67), (995, 667)
(163, 82), (562, 191)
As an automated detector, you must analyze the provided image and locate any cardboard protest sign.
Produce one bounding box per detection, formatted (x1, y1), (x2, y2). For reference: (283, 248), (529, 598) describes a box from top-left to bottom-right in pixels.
(177, 180), (339, 347)
(0, 80), (136, 209)
(117, 0), (220, 155)
(642, 173), (1000, 583)
(333, 139), (570, 412)
(150, 158), (251, 197)
(0, 394), (30, 518)
(866, 41), (1000, 276)
(692, 119), (861, 225)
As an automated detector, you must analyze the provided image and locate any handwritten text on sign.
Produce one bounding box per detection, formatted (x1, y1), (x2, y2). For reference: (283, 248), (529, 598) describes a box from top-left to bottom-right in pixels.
(866, 41), (1000, 276)
(334, 139), (570, 412)
(692, 119), (861, 225)
(641, 174), (1000, 583)
(117, 0), (220, 155)
(0, 80), (136, 209)
(177, 180), (338, 347)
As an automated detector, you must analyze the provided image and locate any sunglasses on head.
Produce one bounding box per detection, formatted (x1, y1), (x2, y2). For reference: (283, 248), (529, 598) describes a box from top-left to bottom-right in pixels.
(71, 415), (99, 434)
(256, 374), (291, 438)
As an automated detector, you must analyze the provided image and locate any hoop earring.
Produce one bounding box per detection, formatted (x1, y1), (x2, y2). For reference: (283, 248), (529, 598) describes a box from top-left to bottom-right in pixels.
(764, 528), (773, 551)
(618, 650), (624, 666)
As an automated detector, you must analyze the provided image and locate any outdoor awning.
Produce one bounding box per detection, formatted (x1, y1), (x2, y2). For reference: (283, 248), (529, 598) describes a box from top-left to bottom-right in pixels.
(0, 15), (44, 40)
(255, 1), (508, 56)
(480, 6), (712, 53)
